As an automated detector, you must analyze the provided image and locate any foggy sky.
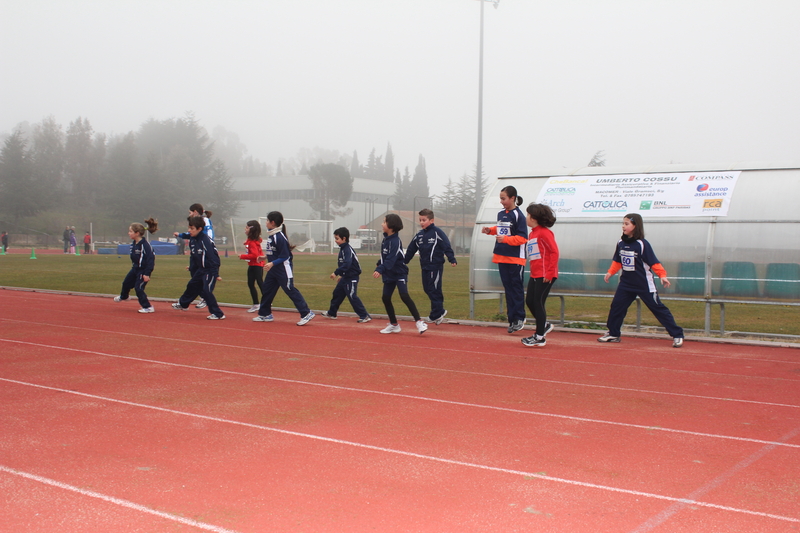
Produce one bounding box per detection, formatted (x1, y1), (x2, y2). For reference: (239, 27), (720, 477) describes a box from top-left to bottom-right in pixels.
(2, 0), (799, 196)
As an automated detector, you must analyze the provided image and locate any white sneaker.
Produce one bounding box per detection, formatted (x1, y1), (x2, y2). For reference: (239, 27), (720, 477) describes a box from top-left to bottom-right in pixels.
(598, 333), (620, 343)
(171, 303), (187, 311)
(380, 323), (401, 334)
(207, 314), (225, 320)
(357, 316), (372, 323)
(321, 311), (337, 319)
(297, 311), (315, 326)
(416, 320), (428, 334)
(195, 299), (207, 309)
(113, 296), (124, 302)
(247, 304), (260, 313)
(673, 337), (684, 348)
(253, 314), (274, 322)
(434, 310), (448, 325)
(138, 307), (155, 313)
(543, 321), (554, 336)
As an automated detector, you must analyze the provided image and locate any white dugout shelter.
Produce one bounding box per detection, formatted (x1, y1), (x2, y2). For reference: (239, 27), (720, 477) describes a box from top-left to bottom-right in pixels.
(470, 163), (800, 333)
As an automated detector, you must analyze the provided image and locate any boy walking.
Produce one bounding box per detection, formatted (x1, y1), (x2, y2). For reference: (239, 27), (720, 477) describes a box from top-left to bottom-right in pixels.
(322, 227), (371, 323)
(171, 216), (225, 320)
(404, 209), (457, 324)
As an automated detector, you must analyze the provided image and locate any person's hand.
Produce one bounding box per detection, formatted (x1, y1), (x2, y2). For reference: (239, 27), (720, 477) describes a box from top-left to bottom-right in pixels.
(217, 276), (222, 281)
(142, 275), (150, 282)
(173, 232), (179, 237)
(543, 277), (550, 283)
(373, 271), (381, 278)
(660, 276), (671, 288)
(450, 262), (457, 267)
(495, 235), (505, 243)
(604, 272), (611, 283)
(257, 255), (266, 263)
(330, 273), (337, 280)
(185, 266), (189, 271)
(264, 262), (273, 272)
(481, 227), (491, 234)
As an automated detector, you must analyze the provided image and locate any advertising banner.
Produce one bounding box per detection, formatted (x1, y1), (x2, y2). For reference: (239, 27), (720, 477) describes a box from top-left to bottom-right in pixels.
(535, 171), (741, 218)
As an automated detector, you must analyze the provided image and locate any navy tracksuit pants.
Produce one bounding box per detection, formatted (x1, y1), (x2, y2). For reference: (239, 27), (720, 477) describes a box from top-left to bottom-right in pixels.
(421, 267), (445, 320)
(258, 264), (310, 317)
(179, 270), (224, 317)
(328, 277), (369, 319)
(119, 269), (151, 308)
(498, 262), (526, 324)
(605, 286), (684, 338)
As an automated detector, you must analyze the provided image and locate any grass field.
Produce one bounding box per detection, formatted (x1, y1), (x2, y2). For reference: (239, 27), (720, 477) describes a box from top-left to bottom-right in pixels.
(1, 251), (798, 337)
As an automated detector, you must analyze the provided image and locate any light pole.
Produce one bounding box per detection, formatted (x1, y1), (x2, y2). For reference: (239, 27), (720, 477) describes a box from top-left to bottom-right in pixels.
(476, 0), (499, 215)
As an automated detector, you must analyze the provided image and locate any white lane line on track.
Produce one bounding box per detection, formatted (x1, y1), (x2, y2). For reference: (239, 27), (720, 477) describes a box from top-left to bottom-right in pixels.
(3, 340), (800, 450)
(629, 425), (800, 533)
(5, 332), (800, 413)
(0, 464), (242, 533)
(3, 314), (799, 381)
(1, 377), (798, 525)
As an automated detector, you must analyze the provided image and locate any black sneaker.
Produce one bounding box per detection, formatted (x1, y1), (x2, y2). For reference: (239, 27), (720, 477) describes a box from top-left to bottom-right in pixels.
(521, 335), (546, 347)
(543, 322), (554, 336)
(508, 320), (525, 333)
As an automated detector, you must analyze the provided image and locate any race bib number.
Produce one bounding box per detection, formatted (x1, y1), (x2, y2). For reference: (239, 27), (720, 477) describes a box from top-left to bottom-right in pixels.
(527, 238), (540, 261)
(497, 221), (511, 236)
(620, 249), (636, 271)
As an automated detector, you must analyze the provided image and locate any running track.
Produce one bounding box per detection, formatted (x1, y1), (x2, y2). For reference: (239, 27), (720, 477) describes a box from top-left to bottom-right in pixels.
(0, 288), (798, 532)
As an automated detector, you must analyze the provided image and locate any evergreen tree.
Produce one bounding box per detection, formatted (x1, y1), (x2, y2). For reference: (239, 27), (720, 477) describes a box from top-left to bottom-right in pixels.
(64, 117), (98, 201)
(411, 154), (430, 199)
(350, 150), (362, 178)
(0, 131), (39, 221)
(203, 159), (240, 221)
(30, 116), (65, 207)
(307, 163), (353, 220)
(384, 143), (394, 182)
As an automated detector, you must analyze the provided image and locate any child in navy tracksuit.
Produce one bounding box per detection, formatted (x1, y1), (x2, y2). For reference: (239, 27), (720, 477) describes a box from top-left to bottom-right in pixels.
(172, 216), (225, 320)
(599, 213), (685, 348)
(114, 218), (159, 313)
(373, 214), (427, 334)
(173, 203), (214, 309)
(252, 211), (315, 326)
(481, 185), (528, 333)
(322, 227), (371, 322)
(405, 209), (457, 325)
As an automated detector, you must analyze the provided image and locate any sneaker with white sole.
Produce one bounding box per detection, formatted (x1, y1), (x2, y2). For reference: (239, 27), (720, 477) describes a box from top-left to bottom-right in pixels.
(113, 296), (125, 302)
(543, 321), (554, 336)
(416, 320), (428, 334)
(138, 307), (155, 313)
(253, 314), (274, 322)
(247, 304), (260, 313)
(380, 323), (401, 334)
(207, 314), (225, 320)
(508, 320), (525, 333)
(673, 337), (684, 348)
(196, 299), (207, 309)
(171, 303), (187, 311)
(598, 333), (620, 343)
(297, 311), (315, 326)
(357, 316), (372, 323)
(321, 311), (337, 319)
(521, 334), (546, 347)
(434, 310), (448, 325)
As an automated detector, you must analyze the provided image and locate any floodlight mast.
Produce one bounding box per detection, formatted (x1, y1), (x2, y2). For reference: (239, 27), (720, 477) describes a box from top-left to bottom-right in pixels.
(476, 0), (499, 214)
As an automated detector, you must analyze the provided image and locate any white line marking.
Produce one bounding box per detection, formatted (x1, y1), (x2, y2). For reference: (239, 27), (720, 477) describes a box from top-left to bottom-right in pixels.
(1, 377), (797, 524)
(0, 464), (242, 533)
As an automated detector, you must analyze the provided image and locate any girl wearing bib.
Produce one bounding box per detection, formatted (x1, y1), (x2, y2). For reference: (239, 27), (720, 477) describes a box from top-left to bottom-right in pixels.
(598, 213), (684, 348)
(481, 185), (528, 333)
(521, 203), (559, 347)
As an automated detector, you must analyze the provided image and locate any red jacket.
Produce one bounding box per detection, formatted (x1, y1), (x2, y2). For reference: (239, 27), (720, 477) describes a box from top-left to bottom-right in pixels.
(527, 226), (559, 279)
(239, 239), (265, 267)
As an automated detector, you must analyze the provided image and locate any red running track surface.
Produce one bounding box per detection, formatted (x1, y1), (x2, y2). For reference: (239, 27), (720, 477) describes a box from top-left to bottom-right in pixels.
(1, 289), (798, 532)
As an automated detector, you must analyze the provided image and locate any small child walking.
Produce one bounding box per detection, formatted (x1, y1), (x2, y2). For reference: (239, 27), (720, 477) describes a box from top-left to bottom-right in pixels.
(404, 209), (457, 325)
(521, 203), (559, 347)
(172, 215), (226, 320)
(173, 203), (214, 309)
(114, 218), (158, 313)
(322, 227), (371, 322)
(252, 211), (315, 326)
(373, 214), (427, 334)
(238, 220), (265, 313)
(599, 213), (684, 348)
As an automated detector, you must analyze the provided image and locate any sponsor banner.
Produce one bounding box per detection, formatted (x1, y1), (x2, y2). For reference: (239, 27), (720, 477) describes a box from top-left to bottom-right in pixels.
(535, 171), (741, 218)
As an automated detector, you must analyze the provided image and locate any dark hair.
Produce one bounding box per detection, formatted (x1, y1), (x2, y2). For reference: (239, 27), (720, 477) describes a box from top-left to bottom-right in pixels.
(245, 220), (261, 241)
(501, 185), (523, 207)
(526, 203), (556, 228)
(130, 217), (158, 236)
(267, 211), (295, 250)
(187, 215), (205, 229)
(189, 203), (204, 215)
(385, 213), (403, 233)
(624, 213), (645, 240)
(333, 227), (350, 242)
(418, 208), (434, 219)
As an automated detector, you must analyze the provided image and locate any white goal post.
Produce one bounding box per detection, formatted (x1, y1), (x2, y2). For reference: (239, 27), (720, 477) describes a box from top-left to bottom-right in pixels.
(257, 217), (336, 254)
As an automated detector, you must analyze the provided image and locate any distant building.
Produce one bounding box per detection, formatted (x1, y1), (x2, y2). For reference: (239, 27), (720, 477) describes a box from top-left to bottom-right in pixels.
(231, 175), (395, 238)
